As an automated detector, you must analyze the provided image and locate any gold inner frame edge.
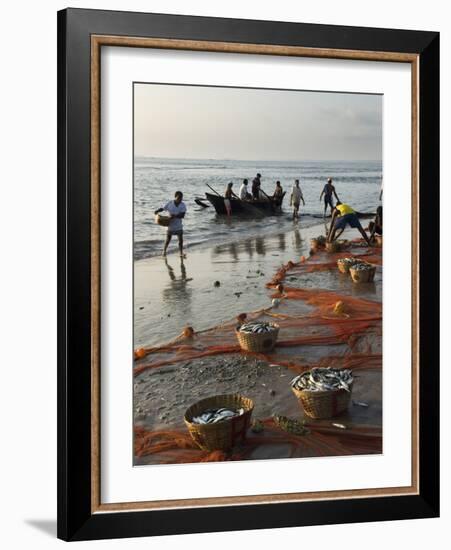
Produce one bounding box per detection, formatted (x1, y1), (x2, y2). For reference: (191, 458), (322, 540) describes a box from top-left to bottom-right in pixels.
(90, 35), (420, 514)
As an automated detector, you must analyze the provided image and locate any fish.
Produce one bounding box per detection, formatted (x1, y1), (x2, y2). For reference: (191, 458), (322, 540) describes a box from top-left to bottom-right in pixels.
(352, 400), (369, 407)
(332, 423), (347, 429)
(291, 367), (353, 393)
(239, 321), (276, 334)
(351, 262), (375, 271)
(192, 407), (244, 425)
(337, 257), (363, 266)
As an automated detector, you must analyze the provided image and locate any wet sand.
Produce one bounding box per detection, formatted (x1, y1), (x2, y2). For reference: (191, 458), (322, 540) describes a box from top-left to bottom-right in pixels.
(134, 222), (329, 347)
(133, 221), (383, 464)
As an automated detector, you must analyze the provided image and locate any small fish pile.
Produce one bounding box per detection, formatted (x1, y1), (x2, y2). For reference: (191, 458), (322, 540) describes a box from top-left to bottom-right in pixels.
(350, 262), (374, 271)
(332, 423), (347, 430)
(239, 321), (277, 334)
(291, 368), (353, 393)
(337, 257), (363, 268)
(353, 400), (369, 408)
(192, 407), (244, 425)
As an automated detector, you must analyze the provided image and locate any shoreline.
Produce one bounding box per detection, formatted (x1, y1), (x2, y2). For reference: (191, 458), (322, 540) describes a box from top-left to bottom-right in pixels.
(134, 220), (327, 348)
(134, 213), (329, 262)
(134, 210), (377, 262)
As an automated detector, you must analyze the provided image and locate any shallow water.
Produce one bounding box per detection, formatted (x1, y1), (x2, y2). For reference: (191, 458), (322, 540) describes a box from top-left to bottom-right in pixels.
(134, 224), (319, 347)
(134, 157), (382, 260)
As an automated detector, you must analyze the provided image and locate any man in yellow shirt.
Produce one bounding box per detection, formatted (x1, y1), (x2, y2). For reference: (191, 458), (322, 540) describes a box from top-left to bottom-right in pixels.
(327, 201), (371, 245)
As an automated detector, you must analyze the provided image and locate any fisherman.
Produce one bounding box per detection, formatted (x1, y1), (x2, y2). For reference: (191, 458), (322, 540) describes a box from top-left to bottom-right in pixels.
(154, 191), (187, 257)
(272, 181), (284, 211)
(224, 182), (238, 216)
(327, 201), (371, 245)
(290, 179), (305, 220)
(239, 178), (251, 200)
(273, 181), (284, 200)
(368, 205), (383, 242)
(252, 173), (262, 200)
(319, 177), (340, 217)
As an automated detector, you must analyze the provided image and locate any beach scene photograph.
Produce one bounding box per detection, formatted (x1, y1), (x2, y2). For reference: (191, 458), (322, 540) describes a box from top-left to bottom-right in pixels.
(133, 83), (383, 466)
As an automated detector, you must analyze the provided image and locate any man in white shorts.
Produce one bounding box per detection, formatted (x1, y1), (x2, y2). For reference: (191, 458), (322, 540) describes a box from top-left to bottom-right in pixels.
(154, 191), (187, 257)
(290, 179), (305, 220)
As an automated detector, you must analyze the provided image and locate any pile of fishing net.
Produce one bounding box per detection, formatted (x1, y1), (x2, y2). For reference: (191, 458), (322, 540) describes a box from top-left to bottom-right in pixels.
(134, 418), (382, 465)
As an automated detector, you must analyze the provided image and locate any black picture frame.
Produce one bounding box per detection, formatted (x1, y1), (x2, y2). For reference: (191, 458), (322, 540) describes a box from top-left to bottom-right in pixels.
(57, 8), (439, 541)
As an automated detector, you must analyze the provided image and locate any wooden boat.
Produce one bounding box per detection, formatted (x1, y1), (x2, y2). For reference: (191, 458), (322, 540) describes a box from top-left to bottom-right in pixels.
(205, 192), (285, 215)
(194, 197), (210, 208)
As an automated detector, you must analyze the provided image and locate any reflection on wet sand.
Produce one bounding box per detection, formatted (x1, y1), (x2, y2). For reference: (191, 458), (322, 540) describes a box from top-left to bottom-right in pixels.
(161, 258), (193, 314)
(229, 242), (238, 261)
(135, 226), (318, 347)
(212, 231), (300, 262)
(244, 239), (254, 258)
(292, 227), (302, 250)
(255, 236), (266, 256)
(278, 232), (286, 251)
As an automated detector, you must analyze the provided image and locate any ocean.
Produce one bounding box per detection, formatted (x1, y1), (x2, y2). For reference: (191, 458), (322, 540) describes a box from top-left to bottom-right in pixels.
(134, 157), (382, 260)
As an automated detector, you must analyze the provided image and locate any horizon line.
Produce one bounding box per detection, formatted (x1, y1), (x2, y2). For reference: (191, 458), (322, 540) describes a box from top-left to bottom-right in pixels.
(134, 155), (382, 163)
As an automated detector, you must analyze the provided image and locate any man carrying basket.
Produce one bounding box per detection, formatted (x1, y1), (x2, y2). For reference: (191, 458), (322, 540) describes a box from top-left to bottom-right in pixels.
(154, 191), (187, 258)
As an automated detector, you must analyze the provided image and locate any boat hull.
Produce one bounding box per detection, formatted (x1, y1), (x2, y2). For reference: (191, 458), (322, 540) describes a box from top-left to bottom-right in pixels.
(205, 192), (284, 215)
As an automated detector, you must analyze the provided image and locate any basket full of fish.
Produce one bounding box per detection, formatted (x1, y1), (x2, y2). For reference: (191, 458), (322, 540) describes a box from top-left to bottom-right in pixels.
(236, 321), (280, 352)
(349, 262), (377, 283)
(184, 394), (254, 451)
(336, 257), (364, 274)
(291, 367), (354, 419)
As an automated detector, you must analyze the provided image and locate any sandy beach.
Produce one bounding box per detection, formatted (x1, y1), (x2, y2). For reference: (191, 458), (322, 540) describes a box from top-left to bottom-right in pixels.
(134, 223), (326, 347)
(133, 221), (382, 465)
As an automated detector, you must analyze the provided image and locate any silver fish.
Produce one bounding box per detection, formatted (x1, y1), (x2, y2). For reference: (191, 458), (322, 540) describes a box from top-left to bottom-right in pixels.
(192, 407), (244, 425)
(291, 367), (354, 393)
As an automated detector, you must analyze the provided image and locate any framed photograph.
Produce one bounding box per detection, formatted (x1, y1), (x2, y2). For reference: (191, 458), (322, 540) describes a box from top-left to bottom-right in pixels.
(57, 8), (439, 541)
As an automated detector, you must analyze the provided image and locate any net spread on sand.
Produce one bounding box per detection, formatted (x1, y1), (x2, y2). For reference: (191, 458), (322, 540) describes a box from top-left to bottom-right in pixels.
(134, 241), (382, 463)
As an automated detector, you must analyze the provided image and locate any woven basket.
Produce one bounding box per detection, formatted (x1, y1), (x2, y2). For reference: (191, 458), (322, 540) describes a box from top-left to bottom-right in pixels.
(155, 213), (171, 227)
(325, 241), (341, 253)
(236, 324), (279, 352)
(337, 258), (363, 274)
(184, 394), (254, 451)
(349, 264), (376, 283)
(310, 238), (326, 250)
(292, 382), (353, 419)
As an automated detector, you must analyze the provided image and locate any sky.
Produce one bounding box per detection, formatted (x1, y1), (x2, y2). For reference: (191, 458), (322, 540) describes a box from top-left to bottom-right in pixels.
(134, 83), (382, 161)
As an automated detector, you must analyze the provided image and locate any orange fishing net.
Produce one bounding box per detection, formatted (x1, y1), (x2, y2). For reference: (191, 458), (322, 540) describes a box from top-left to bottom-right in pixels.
(134, 240), (382, 462)
(134, 419), (382, 464)
(134, 243), (381, 377)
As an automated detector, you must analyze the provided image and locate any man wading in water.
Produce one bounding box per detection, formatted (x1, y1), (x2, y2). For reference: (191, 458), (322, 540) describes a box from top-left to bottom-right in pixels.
(320, 177), (340, 217)
(155, 191), (187, 258)
(290, 179), (305, 220)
